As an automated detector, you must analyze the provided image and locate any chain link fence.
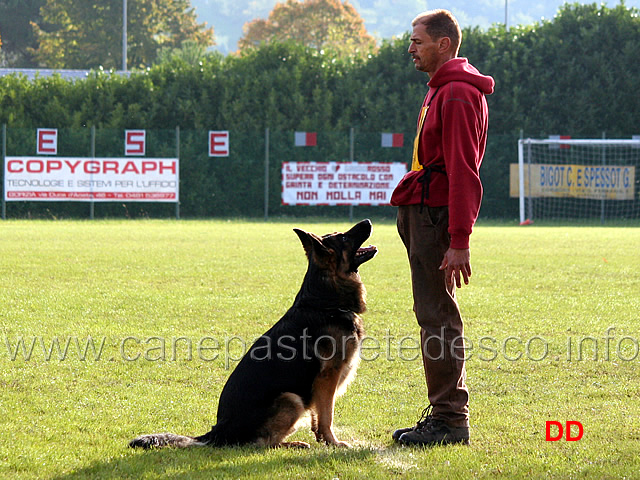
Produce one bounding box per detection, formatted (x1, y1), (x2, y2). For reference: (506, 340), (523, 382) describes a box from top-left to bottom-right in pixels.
(1, 126), (520, 220)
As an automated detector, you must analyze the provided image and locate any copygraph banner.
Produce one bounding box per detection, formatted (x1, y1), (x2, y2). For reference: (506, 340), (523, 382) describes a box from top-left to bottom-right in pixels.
(4, 157), (179, 202)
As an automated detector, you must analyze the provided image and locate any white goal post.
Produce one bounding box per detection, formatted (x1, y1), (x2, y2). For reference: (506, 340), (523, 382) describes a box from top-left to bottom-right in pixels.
(514, 138), (640, 224)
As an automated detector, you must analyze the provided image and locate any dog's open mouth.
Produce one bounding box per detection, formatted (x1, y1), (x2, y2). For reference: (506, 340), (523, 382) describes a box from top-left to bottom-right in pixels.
(354, 245), (377, 268)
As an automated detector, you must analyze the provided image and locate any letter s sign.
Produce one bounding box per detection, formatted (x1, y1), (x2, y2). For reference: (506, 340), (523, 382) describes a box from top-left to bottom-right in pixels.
(125, 130), (146, 156)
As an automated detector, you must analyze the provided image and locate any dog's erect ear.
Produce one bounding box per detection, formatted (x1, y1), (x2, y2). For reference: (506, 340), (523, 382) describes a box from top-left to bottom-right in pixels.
(294, 228), (330, 259)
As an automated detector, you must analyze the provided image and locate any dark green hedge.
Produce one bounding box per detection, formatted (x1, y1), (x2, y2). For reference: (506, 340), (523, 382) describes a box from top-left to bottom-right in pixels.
(1, 3), (638, 219)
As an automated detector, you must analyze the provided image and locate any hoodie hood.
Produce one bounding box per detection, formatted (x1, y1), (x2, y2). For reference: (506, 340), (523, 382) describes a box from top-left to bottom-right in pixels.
(428, 57), (495, 95)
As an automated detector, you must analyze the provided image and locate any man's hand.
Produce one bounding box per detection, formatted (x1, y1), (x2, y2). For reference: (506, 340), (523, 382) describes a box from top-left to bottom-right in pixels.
(439, 248), (472, 288)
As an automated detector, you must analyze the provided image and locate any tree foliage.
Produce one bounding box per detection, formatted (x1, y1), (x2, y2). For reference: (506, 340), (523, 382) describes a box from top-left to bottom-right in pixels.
(31, 0), (214, 69)
(460, 2), (640, 136)
(155, 39), (215, 66)
(1, 3), (639, 218)
(0, 0), (45, 67)
(3, 3), (638, 136)
(238, 0), (375, 57)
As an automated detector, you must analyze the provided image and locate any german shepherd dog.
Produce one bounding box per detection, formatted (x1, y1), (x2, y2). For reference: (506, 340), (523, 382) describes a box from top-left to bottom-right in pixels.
(129, 219), (377, 449)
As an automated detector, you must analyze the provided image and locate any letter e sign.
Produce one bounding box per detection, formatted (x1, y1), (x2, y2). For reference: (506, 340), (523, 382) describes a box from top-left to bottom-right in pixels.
(125, 130), (146, 156)
(37, 129), (58, 155)
(209, 131), (229, 157)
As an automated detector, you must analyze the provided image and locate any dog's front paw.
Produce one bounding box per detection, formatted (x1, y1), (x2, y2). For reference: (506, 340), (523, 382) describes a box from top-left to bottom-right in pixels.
(280, 441), (311, 449)
(314, 429), (352, 448)
(332, 440), (352, 448)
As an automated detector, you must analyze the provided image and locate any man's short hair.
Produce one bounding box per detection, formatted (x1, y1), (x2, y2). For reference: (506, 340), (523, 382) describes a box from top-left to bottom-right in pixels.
(412, 9), (462, 55)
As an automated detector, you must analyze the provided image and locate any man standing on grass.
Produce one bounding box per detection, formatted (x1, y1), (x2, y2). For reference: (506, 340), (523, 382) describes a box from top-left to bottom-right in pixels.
(390, 9), (494, 446)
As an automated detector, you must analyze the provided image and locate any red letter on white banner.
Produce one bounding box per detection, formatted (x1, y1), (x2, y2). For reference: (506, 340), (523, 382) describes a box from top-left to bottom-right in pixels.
(209, 131), (229, 157)
(37, 129), (58, 155)
(125, 130), (146, 156)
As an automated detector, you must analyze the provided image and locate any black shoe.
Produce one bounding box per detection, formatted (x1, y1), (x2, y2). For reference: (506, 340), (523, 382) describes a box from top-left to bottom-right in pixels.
(398, 418), (470, 447)
(392, 406), (433, 442)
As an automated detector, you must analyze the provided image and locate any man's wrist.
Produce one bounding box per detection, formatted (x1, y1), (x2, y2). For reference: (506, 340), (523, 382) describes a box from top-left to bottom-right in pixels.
(449, 233), (470, 250)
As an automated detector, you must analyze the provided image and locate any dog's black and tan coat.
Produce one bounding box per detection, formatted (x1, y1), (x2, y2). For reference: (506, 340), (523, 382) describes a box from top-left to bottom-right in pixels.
(129, 219), (377, 449)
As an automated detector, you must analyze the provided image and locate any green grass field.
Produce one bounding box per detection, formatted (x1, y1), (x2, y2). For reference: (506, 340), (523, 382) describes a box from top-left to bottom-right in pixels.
(1, 219), (639, 479)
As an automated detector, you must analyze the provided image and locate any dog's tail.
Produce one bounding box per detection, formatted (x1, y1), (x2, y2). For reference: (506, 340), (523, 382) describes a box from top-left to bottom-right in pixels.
(129, 432), (207, 449)
(129, 424), (235, 449)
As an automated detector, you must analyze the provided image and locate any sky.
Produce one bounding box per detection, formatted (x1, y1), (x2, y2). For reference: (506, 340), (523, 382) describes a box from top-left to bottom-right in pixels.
(190, 0), (638, 54)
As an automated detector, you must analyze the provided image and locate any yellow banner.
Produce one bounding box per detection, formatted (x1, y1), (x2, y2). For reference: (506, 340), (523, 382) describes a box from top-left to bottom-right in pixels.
(510, 163), (636, 200)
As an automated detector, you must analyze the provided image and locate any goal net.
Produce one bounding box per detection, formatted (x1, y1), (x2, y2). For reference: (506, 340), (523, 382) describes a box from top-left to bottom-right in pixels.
(513, 138), (640, 224)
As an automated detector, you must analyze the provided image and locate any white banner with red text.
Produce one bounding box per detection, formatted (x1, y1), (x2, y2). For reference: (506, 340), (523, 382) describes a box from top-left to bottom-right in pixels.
(4, 157), (179, 202)
(281, 161), (407, 206)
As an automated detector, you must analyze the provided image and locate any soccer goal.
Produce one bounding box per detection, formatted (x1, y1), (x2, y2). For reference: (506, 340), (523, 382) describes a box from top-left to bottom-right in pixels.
(513, 138), (640, 224)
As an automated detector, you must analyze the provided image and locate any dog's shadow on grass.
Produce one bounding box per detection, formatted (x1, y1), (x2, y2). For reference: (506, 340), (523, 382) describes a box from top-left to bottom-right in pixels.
(51, 444), (379, 479)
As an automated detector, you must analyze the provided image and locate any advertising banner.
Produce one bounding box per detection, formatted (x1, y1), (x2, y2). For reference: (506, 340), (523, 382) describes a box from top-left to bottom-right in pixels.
(282, 161), (407, 206)
(4, 157), (179, 202)
(510, 163), (635, 200)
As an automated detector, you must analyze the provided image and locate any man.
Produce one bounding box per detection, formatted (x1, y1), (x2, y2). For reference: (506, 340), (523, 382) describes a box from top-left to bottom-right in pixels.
(390, 9), (494, 446)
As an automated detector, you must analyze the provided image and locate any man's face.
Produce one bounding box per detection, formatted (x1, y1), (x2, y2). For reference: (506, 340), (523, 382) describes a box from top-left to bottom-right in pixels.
(408, 23), (441, 76)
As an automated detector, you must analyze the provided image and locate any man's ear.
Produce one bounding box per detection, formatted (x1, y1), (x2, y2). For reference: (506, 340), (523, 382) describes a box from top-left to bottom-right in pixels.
(438, 36), (451, 54)
(293, 228), (330, 258)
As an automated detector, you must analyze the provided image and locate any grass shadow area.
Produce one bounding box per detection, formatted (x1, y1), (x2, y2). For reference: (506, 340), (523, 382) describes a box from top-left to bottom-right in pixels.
(51, 445), (379, 480)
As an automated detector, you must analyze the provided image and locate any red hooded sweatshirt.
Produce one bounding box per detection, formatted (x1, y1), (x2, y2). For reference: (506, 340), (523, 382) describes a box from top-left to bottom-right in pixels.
(391, 57), (495, 249)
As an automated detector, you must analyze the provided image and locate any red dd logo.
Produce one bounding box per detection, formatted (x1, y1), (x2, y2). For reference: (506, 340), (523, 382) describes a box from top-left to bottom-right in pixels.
(545, 421), (583, 441)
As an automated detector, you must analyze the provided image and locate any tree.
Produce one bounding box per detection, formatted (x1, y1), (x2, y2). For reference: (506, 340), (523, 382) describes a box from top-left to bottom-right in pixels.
(30, 0), (214, 69)
(238, 0), (375, 58)
(0, 0), (46, 67)
(155, 39), (212, 66)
